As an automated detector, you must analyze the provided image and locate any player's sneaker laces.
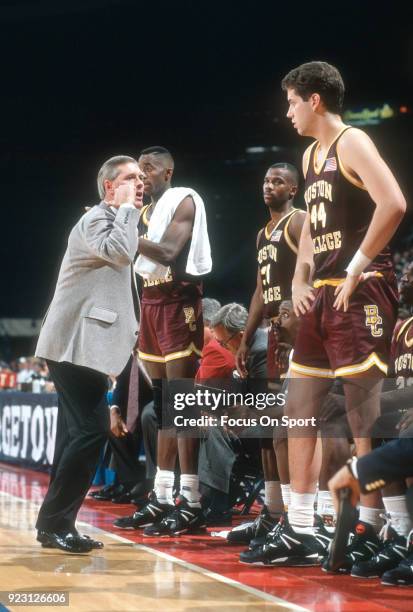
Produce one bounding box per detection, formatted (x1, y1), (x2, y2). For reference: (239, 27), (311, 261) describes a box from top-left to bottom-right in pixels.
(351, 517), (409, 579)
(381, 529), (413, 586)
(143, 495), (207, 536)
(113, 491), (173, 530)
(322, 520), (380, 574)
(239, 519), (326, 566)
(227, 505), (278, 545)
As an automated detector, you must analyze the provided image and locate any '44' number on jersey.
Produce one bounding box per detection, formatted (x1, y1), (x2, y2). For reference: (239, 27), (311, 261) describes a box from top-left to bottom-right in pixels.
(310, 201), (327, 231)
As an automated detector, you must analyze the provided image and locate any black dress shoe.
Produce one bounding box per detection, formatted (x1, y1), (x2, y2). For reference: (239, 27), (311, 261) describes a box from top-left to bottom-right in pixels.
(89, 484), (119, 501)
(37, 531), (102, 552)
(111, 489), (135, 504)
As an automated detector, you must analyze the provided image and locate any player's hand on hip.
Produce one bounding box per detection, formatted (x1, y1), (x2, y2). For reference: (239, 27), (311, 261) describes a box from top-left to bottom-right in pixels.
(328, 465), (360, 513)
(333, 274), (360, 312)
(113, 181), (136, 208)
(292, 282), (315, 317)
(235, 342), (249, 378)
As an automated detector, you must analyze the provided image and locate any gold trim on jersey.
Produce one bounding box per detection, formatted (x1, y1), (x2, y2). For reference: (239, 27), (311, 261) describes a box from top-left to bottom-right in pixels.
(141, 203), (152, 226)
(335, 352), (388, 377)
(312, 125), (352, 175)
(336, 152), (367, 191)
(283, 211), (300, 254)
(303, 141), (318, 179)
(313, 272), (383, 288)
(290, 361), (335, 378)
(264, 208), (298, 241)
(138, 342), (202, 364)
(291, 351), (388, 378)
(396, 315), (413, 347)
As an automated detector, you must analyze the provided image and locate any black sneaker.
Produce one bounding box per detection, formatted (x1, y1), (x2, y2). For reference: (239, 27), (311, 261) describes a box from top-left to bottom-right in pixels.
(143, 495), (207, 536)
(322, 521), (380, 574)
(239, 520), (325, 566)
(314, 513), (335, 554)
(227, 506), (278, 545)
(351, 527), (409, 579)
(249, 512), (286, 550)
(113, 492), (173, 530)
(381, 531), (413, 586)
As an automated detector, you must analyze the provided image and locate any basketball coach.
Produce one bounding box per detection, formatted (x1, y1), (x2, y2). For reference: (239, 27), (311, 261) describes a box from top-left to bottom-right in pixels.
(35, 155), (143, 553)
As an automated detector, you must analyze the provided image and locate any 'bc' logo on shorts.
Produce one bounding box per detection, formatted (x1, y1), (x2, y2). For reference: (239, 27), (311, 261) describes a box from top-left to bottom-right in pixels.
(364, 305), (383, 337)
(184, 306), (196, 332)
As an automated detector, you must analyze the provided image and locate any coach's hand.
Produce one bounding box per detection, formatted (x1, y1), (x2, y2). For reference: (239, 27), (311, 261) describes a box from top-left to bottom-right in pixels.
(292, 281), (315, 317)
(236, 341), (249, 378)
(113, 182), (136, 208)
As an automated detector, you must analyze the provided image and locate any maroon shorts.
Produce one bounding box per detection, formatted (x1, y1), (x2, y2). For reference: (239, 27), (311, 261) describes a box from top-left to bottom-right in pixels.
(291, 274), (398, 378)
(267, 323), (289, 381)
(138, 297), (204, 363)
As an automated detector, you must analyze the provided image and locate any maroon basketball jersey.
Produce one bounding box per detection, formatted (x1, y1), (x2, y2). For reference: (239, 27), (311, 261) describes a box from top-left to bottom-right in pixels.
(389, 316), (413, 386)
(257, 208), (300, 319)
(138, 203), (202, 305)
(304, 126), (393, 280)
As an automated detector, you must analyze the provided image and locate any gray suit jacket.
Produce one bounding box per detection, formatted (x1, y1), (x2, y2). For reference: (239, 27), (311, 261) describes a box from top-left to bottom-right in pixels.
(36, 202), (140, 376)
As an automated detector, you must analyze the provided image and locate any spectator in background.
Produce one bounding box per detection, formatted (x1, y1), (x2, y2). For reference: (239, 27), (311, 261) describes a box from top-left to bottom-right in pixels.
(196, 298), (235, 381)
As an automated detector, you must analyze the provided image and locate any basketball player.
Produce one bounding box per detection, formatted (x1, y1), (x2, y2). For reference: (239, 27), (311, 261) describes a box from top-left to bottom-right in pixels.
(253, 61), (406, 569)
(350, 263), (413, 581)
(227, 163), (305, 545)
(114, 146), (208, 536)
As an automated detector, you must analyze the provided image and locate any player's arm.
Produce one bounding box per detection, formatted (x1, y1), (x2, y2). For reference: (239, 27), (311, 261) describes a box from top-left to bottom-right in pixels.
(236, 263), (265, 378)
(334, 129), (406, 311)
(138, 196), (195, 265)
(291, 212), (315, 316)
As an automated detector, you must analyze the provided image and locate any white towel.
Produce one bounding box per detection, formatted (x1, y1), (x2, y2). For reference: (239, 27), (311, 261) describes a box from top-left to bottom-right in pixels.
(135, 187), (212, 280)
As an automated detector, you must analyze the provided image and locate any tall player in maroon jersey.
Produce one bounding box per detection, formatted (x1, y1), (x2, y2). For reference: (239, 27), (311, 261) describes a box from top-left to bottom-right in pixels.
(227, 164), (305, 545)
(113, 147), (207, 536)
(252, 61), (406, 569)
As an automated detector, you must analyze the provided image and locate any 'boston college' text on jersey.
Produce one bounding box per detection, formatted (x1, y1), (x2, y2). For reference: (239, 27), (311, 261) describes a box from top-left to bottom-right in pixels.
(304, 126), (393, 280)
(257, 208), (300, 319)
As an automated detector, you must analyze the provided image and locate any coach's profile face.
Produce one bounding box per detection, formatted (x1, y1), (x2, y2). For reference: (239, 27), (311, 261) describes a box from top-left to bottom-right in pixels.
(139, 153), (172, 198)
(104, 162), (145, 207)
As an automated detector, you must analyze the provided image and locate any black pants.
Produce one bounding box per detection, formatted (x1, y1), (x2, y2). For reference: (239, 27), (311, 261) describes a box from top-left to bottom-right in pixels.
(36, 360), (109, 533)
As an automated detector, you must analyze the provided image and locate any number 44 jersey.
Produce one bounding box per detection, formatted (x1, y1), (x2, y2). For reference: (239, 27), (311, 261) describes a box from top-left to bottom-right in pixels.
(304, 126), (393, 281)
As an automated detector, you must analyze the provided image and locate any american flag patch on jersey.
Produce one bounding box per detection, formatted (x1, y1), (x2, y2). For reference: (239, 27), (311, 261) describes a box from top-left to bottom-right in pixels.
(324, 157), (337, 172)
(271, 229), (283, 242)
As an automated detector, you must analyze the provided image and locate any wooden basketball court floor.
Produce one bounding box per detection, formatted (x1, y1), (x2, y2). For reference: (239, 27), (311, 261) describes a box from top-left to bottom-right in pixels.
(0, 463), (411, 612)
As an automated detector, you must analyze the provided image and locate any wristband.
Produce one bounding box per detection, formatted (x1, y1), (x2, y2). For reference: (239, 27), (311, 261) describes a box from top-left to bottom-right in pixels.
(345, 249), (372, 276)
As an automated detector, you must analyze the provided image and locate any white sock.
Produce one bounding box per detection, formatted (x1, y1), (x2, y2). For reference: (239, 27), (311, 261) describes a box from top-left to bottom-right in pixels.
(317, 490), (336, 520)
(281, 484), (291, 511)
(383, 495), (412, 537)
(264, 481), (283, 518)
(154, 468), (174, 505)
(288, 491), (316, 534)
(180, 473), (201, 507)
(359, 506), (382, 533)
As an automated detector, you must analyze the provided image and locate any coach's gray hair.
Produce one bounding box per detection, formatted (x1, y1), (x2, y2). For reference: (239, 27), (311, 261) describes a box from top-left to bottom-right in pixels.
(211, 303), (248, 333)
(202, 298), (222, 325)
(97, 155), (137, 199)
